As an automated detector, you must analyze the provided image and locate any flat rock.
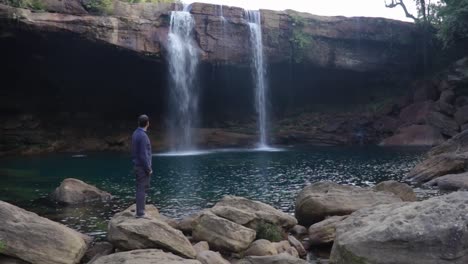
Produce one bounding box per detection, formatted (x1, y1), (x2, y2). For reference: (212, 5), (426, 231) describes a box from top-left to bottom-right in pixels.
(379, 125), (444, 146)
(196, 250), (230, 264)
(373, 180), (417, 201)
(52, 178), (112, 204)
(295, 181), (402, 226)
(236, 253), (307, 264)
(107, 204), (196, 259)
(330, 192), (468, 264)
(92, 249), (201, 264)
(192, 212), (256, 253)
(407, 153), (467, 183)
(426, 172), (468, 191)
(0, 201), (89, 264)
(211, 196), (297, 229)
(308, 215), (348, 245)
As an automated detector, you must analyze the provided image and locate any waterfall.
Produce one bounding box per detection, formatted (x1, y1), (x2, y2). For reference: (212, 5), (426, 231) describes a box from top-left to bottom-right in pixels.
(247, 10), (269, 148)
(167, 5), (199, 152)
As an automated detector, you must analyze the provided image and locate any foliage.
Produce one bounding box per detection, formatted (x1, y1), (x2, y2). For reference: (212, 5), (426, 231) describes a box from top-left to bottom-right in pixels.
(289, 13), (313, 63)
(255, 221), (283, 242)
(0, 240), (6, 253)
(5, 0), (44, 10)
(83, 0), (114, 15)
(436, 0), (468, 47)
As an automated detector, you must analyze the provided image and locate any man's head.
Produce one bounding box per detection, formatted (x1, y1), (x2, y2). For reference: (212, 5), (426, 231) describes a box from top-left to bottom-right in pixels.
(138, 114), (149, 130)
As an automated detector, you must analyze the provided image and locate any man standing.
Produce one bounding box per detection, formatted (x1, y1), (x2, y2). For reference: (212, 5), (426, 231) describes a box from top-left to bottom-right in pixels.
(131, 114), (153, 218)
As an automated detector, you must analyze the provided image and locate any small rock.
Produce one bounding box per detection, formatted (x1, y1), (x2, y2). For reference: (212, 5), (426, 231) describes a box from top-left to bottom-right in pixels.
(285, 247), (299, 258)
(373, 180), (417, 202)
(308, 215), (348, 245)
(272, 240), (291, 254)
(287, 236), (306, 258)
(289, 225), (308, 240)
(236, 253), (307, 264)
(193, 241), (210, 254)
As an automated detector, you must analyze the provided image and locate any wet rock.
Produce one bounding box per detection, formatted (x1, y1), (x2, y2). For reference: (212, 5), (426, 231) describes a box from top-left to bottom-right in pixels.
(92, 249), (201, 264)
(379, 125), (444, 146)
(426, 172), (468, 191)
(82, 241), (114, 264)
(210, 196), (297, 229)
(107, 204), (196, 259)
(193, 241), (210, 254)
(287, 235), (306, 258)
(373, 180), (417, 202)
(407, 153), (467, 183)
(192, 212), (256, 253)
(196, 250), (230, 264)
(289, 225), (308, 240)
(52, 178), (112, 204)
(308, 215), (348, 245)
(244, 239), (278, 257)
(295, 181), (402, 226)
(330, 192), (468, 264)
(236, 253), (307, 264)
(0, 201), (89, 264)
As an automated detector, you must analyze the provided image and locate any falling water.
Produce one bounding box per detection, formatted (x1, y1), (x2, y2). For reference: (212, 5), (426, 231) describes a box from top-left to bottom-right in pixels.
(247, 10), (269, 148)
(167, 6), (199, 152)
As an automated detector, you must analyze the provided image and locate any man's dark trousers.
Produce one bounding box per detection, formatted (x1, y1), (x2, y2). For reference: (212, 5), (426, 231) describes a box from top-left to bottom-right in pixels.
(135, 167), (151, 216)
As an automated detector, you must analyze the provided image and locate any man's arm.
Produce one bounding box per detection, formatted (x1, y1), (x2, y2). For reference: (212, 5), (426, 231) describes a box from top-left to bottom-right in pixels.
(136, 135), (151, 174)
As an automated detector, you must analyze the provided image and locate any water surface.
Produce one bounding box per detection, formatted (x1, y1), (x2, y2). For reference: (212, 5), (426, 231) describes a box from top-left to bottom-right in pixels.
(0, 146), (429, 238)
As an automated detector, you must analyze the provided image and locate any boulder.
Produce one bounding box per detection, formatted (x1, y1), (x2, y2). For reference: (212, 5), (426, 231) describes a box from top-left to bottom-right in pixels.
(244, 239), (278, 257)
(308, 215), (348, 245)
(192, 212), (256, 253)
(289, 225), (308, 240)
(406, 153), (467, 183)
(210, 196), (297, 229)
(0, 255), (30, 264)
(0, 201), (89, 264)
(52, 178), (112, 204)
(287, 236), (306, 258)
(330, 192), (468, 264)
(107, 204), (196, 259)
(178, 211), (206, 235)
(454, 105), (468, 126)
(295, 181), (402, 226)
(427, 111), (459, 137)
(373, 180), (417, 202)
(92, 249), (201, 264)
(428, 129), (468, 156)
(285, 247), (299, 258)
(196, 250), (230, 264)
(81, 241), (114, 264)
(399, 101), (434, 125)
(379, 125), (444, 146)
(272, 240), (291, 254)
(236, 253), (307, 264)
(426, 172), (468, 191)
(193, 241), (210, 254)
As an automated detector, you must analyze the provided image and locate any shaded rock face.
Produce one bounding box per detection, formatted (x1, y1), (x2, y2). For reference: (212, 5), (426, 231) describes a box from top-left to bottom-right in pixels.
(330, 192), (468, 264)
(107, 204), (196, 259)
(92, 249), (201, 264)
(308, 215), (348, 246)
(295, 181), (402, 226)
(52, 178), (112, 204)
(0, 201), (89, 264)
(81, 241), (114, 264)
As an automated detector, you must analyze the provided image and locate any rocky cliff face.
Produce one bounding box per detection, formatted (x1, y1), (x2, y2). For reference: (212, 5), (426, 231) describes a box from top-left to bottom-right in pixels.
(0, 0), (427, 154)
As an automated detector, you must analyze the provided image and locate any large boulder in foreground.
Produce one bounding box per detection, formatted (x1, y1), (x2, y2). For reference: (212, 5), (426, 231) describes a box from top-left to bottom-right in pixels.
(52, 178), (112, 204)
(0, 201), (89, 264)
(192, 212), (256, 253)
(330, 192), (468, 264)
(92, 249), (201, 264)
(210, 196), (297, 229)
(108, 204), (196, 259)
(426, 172), (468, 191)
(295, 181), (402, 226)
(373, 180), (417, 202)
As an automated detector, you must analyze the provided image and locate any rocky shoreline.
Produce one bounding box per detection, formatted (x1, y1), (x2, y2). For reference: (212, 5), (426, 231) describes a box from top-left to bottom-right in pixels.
(1, 177), (467, 264)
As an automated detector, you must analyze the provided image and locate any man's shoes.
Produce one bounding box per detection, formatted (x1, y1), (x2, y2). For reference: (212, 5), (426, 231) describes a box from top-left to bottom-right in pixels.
(135, 214), (151, 220)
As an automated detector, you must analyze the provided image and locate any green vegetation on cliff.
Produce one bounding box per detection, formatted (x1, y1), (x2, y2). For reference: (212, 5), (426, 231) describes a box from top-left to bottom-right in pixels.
(0, 240), (6, 253)
(289, 13), (313, 63)
(4, 0), (44, 10)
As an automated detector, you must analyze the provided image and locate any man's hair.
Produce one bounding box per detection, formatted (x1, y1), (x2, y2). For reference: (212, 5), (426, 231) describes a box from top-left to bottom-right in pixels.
(138, 115), (149, 128)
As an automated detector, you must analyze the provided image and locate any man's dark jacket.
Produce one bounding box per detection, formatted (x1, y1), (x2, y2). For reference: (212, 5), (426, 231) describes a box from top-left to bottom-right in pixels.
(131, 127), (152, 173)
